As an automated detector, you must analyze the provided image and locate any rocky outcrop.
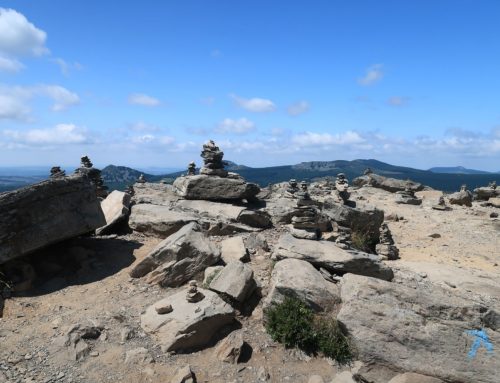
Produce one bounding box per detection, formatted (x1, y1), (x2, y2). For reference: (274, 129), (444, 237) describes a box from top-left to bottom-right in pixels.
(141, 288), (234, 352)
(128, 204), (197, 237)
(474, 186), (499, 201)
(173, 174), (260, 201)
(0, 175), (105, 264)
(263, 258), (340, 313)
(337, 274), (500, 383)
(95, 190), (131, 235)
(209, 261), (257, 302)
(130, 222), (220, 286)
(448, 189), (473, 207)
(272, 234), (393, 281)
(352, 174), (424, 193)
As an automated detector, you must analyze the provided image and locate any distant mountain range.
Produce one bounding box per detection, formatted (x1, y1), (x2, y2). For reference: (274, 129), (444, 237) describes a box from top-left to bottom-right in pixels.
(1, 160), (499, 193)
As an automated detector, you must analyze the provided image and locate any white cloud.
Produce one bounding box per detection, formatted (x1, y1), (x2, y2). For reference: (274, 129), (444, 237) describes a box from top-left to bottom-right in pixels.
(3, 124), (90, 145)
(231, 94), (276, 113)
(128, 93), (161, 107)
(291, 131), (365, 147)
(0, 84), (80, 120)
(216, 118), (256, 134)
(51, 58), (83, 76)
(0, 55), (23, 72)
(287, 100), (309, 116)
(387, 96), (409, 106)
(129, 121), (161, 132)
(129, 134), (175, 146)
(358, 64), (384, 86)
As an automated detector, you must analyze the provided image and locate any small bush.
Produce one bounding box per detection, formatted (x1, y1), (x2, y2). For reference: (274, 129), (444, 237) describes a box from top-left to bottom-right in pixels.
(265, 297), (353, 364)
(351, 230), (372, 252)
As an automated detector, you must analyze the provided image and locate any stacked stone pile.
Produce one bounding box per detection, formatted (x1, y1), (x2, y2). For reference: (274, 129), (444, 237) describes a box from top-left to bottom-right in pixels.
(200, 140), (228, 177)
(333, 173), (350, 204)
(291, 181), (321, 240)
(395, 181), (422, 205)
(75, 155), (108, 199)
(375, 223), (399, 260)
(283, 179), (299, 198)
(50, 166), (66, 178)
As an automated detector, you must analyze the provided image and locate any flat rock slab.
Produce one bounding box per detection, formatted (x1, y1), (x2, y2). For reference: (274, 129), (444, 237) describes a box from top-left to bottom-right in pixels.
(173, 175), (260, 201)
(130, 222), (220, 286)
(0, 175), (105, 264)
(352, 174), (424, 193)
(141, 288), (234, 352)
(96, 190), (131, 235)
(128, 203), (197, 237)
(337, 274), (500, 383)
(263, 258), (340, 313)
(175, 199), (246, 221)
(132, 182), (179, 206)
(272, 234), (393, 281)
(220, 236), (249, 263)
(209, 261), (256, 302)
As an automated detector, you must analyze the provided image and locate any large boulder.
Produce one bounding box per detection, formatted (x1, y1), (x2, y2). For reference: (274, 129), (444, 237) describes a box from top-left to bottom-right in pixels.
(337, 274), (500, 383)
(95, 190), (131, 235)
(352, 174), (424, 193)
(141, 288), (234, 352)
(263, 258), (340, 313)
(272, 234), (393, 281)
(474, 187), (499, 201)
(220, 236), (249, 263)
(0, 175), (105, 264)
(130, 222), (220, 286)
(322, 201), (384, 244)
(448, 190), (473, 207)
(209, 261), (257, 302)
(128, 204), (197, 237)
(173, 175), (260, 201)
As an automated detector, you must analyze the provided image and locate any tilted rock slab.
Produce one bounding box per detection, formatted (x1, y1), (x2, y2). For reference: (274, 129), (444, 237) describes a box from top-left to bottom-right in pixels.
(272, 234), (393, 281)
(209, 261), (257, 302)
(352, 174), (424, 193)
(128, 204), (197, 237)
(448, 190), (473, 207)
(141, 288), (234, 352)
(0, 175), (105, 264)
(173, 174), (260, 201)
(474, 187), (499, 201)
(130, 222), (220, 286)
(220, 236), (249, 263)
(95, 190), (131, 235)
(263, 258), (340, 313)
(337, 274), (500, 383)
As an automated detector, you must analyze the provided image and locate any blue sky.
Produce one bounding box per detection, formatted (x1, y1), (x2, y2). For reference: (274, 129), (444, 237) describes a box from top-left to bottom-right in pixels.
(0, 1), (499, 170)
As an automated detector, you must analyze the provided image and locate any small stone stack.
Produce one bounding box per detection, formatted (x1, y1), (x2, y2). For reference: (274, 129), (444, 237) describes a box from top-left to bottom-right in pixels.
(200, 140), (228, 177)
(291, 181), (320, 240)
(333, 173), (350, 204)
(334, 225), (352, 249)
(284, 179), (299, 198)
(449, 184), (473, 207)
(432, 196), (448, 211)
(75, 155), (108, 199)
(364, 168), (373, 175)
(375, 223), (399, 260)
(137, 174), (146, 183)
(187, 161), (196, 176)
(124, 185), (135, 196)
(50, 166), (66, 178)
(489, 181), (497, 190)
(186, 280), (204, 303)
(395, 181), (422, 205)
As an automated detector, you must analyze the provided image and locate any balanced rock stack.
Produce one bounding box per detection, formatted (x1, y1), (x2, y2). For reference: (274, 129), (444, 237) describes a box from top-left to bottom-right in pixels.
(449, 184), (473, 207)
(432, 196), (448, 211)
(200, 140), (228, 177)
(173, 140), (260, 201)
(333, 173), (350, 204)
(375, 223), (399, 260)
(50, 166), (66, 178)
(284, 179), (299, 198)
(395, 181), (422, 205)
(290, 181), (320, 240)
(187, 161), (196, 176)
(137, 174), (146, 183)
(474, 181), (499, 201)
(75, 155), (108, 199)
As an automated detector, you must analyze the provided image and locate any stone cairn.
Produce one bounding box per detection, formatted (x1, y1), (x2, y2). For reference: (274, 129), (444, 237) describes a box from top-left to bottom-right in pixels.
(375, 223), (399, 260)
(432, 195), (448, 211)
(49, 166), (66, 178)
(395, 180), (421, 205)
(124, 185), (135, 196)
(489, 181), (497, 190)
(200, 140), (228, 177)
(290, 181), (321, 240)
(334, 173), (350, 204)
(137, 174), (146, 183)
(335, 226), (352, 249)
(75, 155), (108, 198)
(460, 184), (467, 192)
(187, 161), (196, 176)
(186, 280), (204, 303)
(364, 168), (373, 175)
(284, 179), (299, 198)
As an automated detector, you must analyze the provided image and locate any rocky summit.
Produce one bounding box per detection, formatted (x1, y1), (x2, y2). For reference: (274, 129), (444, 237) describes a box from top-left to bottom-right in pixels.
(0, 144), (499, 383)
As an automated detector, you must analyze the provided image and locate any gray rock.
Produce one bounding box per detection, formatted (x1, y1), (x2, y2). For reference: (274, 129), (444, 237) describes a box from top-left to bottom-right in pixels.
(448, 190), (473, 207)
(474, 187), (499, 201)
(220, 236), (249, 263)
(128, 204), (197, 237)
(272, 234), (393, 281)
(388, 373), (444, 383)
(209, 261), (257, 302)
(337, 274), (500, 383)
(237, 209), (272, 228)
(215, 330), (245, 363)
(173, 174), (260, 201)
(245, 233), (269, 252)
(488, 197), (500, 208)
(141, 288), (234, 352)
(290, 227), (319, 240)
(352, 174), (424, 193)
(175, 199), (246, 221)
(330, 371), (356, 383)
(203, 266), (224, 286)
(124, 347), (153, 364)
(0, 175), (105, 264)
(131, 182), (179, 206)
(96, 190), (131, 235)
(170, 364), (195, 383)
(130, 222), (220, 287)
(263, 259), (340, 313)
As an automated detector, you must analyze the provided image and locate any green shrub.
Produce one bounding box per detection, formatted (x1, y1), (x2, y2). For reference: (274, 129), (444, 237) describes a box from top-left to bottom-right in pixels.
(265, 297), (353, 364)
(350, 230), (372, 252)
